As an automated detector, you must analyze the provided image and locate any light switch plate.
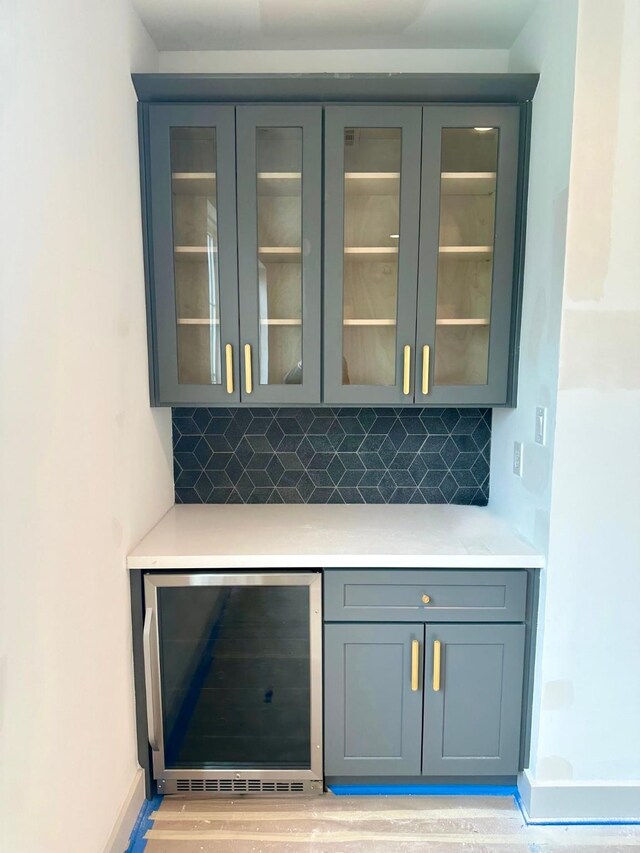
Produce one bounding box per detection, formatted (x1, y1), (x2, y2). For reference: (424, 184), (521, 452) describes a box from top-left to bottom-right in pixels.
(513, 441), (524, 477)
(535, 406), (547, 445)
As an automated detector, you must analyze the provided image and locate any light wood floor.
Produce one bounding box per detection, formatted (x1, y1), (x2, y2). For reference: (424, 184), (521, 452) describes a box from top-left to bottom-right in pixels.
(144, 793), (640, 851)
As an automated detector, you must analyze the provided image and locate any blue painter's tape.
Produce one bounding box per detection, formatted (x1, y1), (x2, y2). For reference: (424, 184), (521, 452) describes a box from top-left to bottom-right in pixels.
(126, 794), (163, 853)
(329, 784), (517, 797)
(514, 790), (640, 826)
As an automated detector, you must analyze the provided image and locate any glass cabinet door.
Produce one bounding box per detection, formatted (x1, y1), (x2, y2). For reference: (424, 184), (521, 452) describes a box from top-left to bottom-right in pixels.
(148, 105), (240, 404)
(416, 106), (520, 405)
(323, 107), (422, 404)
(236, 107), (322, 404)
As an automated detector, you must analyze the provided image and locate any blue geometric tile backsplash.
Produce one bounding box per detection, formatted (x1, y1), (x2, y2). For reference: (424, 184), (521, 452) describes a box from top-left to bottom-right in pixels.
(173, 407), (491, 505)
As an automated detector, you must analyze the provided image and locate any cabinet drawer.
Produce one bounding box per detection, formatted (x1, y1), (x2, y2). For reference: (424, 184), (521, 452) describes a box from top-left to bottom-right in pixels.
(324, 569), (527, 623)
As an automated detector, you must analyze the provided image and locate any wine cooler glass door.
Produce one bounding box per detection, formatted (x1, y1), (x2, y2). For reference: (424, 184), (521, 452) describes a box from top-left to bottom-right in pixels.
(143, 572), (322, 788)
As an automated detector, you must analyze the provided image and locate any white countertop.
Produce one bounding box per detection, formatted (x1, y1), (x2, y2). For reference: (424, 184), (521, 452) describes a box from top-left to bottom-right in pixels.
(127, 504), (543, 570)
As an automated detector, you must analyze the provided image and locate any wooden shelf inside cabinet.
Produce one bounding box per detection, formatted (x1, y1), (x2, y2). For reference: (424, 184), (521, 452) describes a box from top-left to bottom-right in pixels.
(257, 171), (301, 196)
(439, 245), (493, 260)
(343, 319), (396, 326)
(174, 246), (218, 258)
(258, 247), (301, 263)
(436, 318), (490, 326)
(440, 172), (496, 196)
(344, 247), (399, 261)
(177, 318), (220, 325)
(171, 172), (216, 196)
(259, 319), (302, 326)
(344, 172), (400, 195)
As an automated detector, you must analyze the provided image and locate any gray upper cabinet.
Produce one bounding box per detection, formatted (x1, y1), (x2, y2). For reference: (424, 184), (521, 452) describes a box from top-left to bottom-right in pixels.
(139, 94), (527, 407)
(416, 106), (521, 405)
(236, 106), (322, 404)
(147, 105), (240, 405)
(323, 107), (423, 405)
(422, 623), (525, 775)
(145, 104), (322, 406)
(324, 623), (424, 776)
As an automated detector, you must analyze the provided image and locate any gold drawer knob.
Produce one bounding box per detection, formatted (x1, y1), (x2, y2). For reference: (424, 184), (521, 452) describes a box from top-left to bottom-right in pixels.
(422, 594), (431, 604)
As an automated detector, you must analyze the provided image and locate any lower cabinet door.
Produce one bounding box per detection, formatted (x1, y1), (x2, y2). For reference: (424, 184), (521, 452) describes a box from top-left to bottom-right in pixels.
(422, 624), (525, 776)
(324, 624), (424, 776)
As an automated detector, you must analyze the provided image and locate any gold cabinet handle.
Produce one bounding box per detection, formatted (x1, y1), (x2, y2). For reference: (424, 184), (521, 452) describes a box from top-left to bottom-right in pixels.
(244, 343), (252, 394)
(421, 594), (431, 604)
(411, 639), (420, 692)
(433, 639), (441, 692)
(225, 344), (234, 394)
(403, 345), (411, 395)
(422, 345), (430, 395)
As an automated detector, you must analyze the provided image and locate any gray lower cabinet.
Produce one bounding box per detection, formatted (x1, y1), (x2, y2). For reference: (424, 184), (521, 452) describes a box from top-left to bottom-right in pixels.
(324, 568), (527, 623)
(324, 623), (424, 776)
(422, 623), (525, 775)
(323, 568), (532, 780)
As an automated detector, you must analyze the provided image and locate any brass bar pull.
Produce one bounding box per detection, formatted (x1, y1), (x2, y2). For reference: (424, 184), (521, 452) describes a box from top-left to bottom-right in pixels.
(422, 345), (430, 395)
(403, 345), (411, 395)
(244, 344), (253, 394)
(225, 344), (233, 394)
(433, 639), (441, 692)
(411, 639), (420, 692)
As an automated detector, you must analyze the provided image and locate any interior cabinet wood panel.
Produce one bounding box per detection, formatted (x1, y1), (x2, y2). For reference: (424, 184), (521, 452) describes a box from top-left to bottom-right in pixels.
(256, 196), (302, 246)
(343, 262), (399, 321)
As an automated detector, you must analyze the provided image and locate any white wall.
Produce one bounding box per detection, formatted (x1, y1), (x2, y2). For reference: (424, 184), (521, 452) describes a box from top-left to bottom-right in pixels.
(493, 0), (578, 554)
(530, 0), (640, 796)
(493, 0), (640, 819)
(158, 47), (509, 73)
(490, 0), (579, 789)
(0, 2), (172, 852)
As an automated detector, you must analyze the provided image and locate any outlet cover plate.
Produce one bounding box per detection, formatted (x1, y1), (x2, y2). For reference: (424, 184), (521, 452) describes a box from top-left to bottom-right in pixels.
(513, 441), (523, 477)
(535, 406), (547, 445)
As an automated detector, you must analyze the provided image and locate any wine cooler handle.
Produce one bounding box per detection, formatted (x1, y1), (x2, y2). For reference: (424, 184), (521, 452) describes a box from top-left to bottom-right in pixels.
(143, 607), (160, 751)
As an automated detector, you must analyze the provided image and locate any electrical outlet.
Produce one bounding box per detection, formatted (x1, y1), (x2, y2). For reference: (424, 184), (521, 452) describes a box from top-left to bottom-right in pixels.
(535, 406), (547, 446)
(513, 441), (524, 477)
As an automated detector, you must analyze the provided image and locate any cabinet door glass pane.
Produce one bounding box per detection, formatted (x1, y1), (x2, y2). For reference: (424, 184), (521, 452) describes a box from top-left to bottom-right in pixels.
(342, 129), (401, 386)
(434, 127), (498, 385)
(256, 128), (303, 385)
(170, 128), (221, 385)
(158, 585), (311, 769)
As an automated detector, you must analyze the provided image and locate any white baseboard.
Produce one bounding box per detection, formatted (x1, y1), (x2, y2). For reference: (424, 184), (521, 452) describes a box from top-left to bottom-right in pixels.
(102, 769), (146, 853)
(518, 769), (640, 823)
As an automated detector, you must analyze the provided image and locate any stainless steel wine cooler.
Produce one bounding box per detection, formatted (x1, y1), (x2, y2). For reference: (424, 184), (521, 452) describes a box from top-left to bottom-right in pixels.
(142, 572), (323, 795)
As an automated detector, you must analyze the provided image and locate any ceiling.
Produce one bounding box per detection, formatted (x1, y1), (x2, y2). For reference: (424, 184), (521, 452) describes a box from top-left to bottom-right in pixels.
(133, 0), (538, 52)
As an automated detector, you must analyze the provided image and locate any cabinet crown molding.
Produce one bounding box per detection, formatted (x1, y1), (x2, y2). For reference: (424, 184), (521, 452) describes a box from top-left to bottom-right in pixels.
(132, 73), (540, 105)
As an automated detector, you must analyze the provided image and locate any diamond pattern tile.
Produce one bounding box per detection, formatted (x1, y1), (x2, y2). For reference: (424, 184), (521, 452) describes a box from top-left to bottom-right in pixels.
(172, 407), (491, 505)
